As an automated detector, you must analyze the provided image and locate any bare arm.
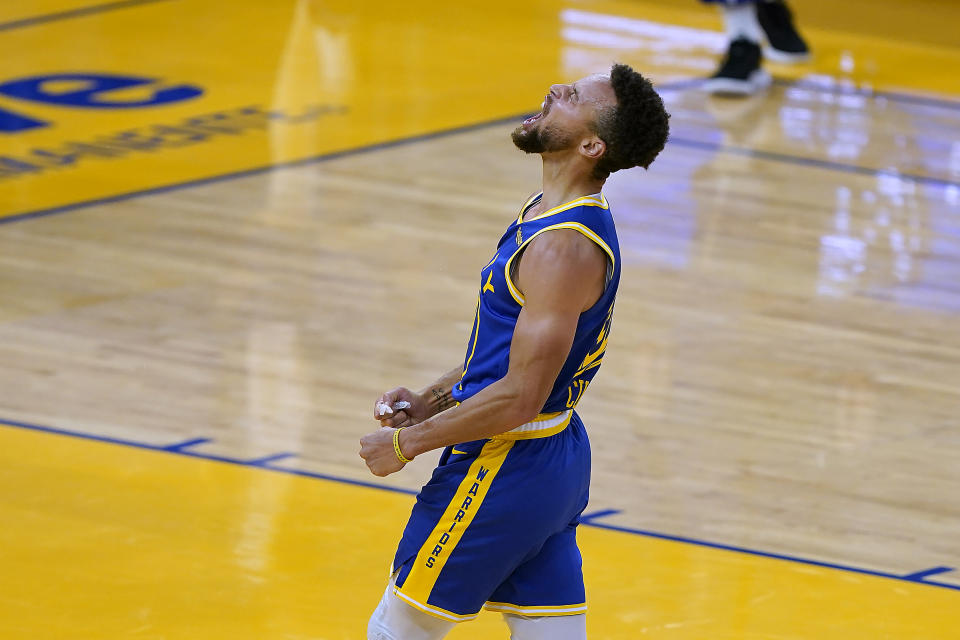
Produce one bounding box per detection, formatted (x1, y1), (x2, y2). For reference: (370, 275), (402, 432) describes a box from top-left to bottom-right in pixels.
(372, 366), (462, 429)
(419, 367), (461, 417)
(360, 228), (606, 475)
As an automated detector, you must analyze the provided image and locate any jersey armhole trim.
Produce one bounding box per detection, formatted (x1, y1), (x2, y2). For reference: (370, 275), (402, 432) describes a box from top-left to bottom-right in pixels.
(503, 222), (616, 306)
(516, 191), (544, 223)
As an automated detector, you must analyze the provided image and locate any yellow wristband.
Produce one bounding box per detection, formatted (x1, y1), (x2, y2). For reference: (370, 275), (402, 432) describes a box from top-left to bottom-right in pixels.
(393, 427), (413, 464)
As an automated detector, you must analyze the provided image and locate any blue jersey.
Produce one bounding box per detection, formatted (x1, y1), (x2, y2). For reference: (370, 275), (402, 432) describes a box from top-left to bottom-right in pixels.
(390, 192), (619, 621)
(451, 191), (620, 423)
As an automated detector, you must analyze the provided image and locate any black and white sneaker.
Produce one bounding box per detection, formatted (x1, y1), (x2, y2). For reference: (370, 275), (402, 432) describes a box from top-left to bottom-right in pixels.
(704, 37), (771, 96)
(757, 0), (810, 63)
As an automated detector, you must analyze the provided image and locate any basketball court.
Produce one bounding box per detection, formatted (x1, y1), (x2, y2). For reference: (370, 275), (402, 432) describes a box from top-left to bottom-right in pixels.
(1, 0), (958, 637)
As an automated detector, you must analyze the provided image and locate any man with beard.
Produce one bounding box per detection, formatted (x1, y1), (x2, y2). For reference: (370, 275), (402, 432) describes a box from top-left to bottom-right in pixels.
(360, 63), (669, 640)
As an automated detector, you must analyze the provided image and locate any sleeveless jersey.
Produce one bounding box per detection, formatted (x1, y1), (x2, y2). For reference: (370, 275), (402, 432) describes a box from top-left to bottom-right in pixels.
(450, 191), (620, 432)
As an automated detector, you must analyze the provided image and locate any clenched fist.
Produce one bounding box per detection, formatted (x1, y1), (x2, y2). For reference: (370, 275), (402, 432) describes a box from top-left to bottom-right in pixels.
(360, 427), (409, 477)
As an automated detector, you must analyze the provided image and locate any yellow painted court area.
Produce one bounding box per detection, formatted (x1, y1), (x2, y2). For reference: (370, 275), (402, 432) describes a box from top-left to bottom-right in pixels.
(1, 0), (959, 218)
(1, 424), (955, 639)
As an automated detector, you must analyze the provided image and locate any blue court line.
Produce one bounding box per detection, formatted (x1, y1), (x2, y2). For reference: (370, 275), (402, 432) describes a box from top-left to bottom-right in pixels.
(163, 437), (210, 451)
(580, 508), (622, 524)
(0, 112), (529, 227)
(0, 0), (174, 33)
(668, 136), (959, 189)
(2, 416), (958, 594)
(661, 77), (960, 112)
(2, 105), (957, 228)
(0, 417), (418, 496)
(772, 78), (960, 112)
(584, 520), (960, 592)
(903, 566), (955, 581)
(245, 452), (297, 466)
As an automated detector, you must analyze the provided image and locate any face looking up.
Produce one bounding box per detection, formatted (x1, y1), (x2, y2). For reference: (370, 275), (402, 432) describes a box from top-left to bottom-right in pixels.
(511, 74), (616, 156)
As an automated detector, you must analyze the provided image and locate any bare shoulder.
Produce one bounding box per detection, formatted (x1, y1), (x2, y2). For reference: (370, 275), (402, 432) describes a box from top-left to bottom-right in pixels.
(523, 228), (608, 273)
(516, 229), (608, 310)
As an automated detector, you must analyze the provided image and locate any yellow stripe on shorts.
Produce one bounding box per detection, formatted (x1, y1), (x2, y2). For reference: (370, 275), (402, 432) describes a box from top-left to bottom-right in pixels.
(395, 438), (514, 619)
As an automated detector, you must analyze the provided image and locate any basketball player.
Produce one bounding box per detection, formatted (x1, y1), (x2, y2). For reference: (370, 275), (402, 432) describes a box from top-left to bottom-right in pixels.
(703, 0), (810, 95)
(359, 63), (670, 640)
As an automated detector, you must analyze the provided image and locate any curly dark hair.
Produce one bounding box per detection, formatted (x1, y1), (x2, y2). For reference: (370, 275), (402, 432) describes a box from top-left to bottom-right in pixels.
(592, 63), (670, 180)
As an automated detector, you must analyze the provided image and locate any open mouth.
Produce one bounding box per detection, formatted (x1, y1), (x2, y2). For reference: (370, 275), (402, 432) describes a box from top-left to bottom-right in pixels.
(521, 97), (550, 128)
(523, 95), (553, 127)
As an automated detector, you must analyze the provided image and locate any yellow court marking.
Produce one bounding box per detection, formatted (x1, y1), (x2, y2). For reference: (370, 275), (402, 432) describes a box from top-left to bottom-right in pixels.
(2, 0), (959, 220)
(1, 424), (957, 639)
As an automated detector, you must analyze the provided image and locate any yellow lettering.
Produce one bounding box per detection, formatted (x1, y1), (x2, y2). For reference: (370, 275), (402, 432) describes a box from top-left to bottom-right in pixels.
(566, 379), (591, 408)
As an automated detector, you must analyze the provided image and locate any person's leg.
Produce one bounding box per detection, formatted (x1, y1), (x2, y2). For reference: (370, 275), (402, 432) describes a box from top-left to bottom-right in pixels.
(704, 0), (770, 96)
(721, 0), (764, 43)
(484, 525), (586, 617)
(503, 613), (587, 640)
(367, 575), (456, 640)
(484, 417), (591, 626)
(756, 0), (810, 63)
(374, 439), (512, 635)
(383, 423), (590, 636)
(391, 438), (522, 621)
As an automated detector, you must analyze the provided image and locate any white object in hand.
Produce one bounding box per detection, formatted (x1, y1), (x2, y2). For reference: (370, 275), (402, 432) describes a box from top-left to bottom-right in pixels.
(377, 400), (412, 416)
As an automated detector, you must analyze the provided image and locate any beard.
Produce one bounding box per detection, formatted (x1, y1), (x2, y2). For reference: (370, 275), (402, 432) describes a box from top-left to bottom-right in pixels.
(511, 121), (574, 154)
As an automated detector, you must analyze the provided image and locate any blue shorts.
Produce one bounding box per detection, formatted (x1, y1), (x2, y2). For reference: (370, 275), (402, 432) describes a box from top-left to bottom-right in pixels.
(391, 412), (591, 622)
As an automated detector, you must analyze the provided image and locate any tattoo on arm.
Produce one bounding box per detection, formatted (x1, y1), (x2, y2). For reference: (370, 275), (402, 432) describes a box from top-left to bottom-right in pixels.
(430, 386), (455, 413)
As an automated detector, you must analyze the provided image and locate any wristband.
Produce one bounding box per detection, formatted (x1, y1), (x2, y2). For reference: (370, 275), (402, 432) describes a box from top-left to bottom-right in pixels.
(393, 427), (413, 464)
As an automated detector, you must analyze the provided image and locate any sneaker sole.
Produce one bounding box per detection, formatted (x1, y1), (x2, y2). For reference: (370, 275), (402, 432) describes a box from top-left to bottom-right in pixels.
(764, 47), (811, 64)
(704, 69), (772, 96)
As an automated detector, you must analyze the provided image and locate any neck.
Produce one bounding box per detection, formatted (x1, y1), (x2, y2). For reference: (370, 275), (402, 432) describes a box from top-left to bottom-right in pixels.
(538, 153), (605, 210)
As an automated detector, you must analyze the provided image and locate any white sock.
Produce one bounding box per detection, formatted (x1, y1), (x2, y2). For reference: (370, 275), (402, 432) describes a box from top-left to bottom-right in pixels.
(367, 577), (455, 640)
(722, 3), (763, 44)
(504, 613), (587, 640)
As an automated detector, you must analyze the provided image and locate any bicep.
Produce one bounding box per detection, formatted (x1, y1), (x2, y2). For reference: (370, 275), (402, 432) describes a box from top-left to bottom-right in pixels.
(504, 230), (606, 409)
(506, 301), (580, 397)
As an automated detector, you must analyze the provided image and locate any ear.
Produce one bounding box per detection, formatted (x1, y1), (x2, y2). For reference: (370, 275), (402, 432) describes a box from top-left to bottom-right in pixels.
(579, 135), (606, 161)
